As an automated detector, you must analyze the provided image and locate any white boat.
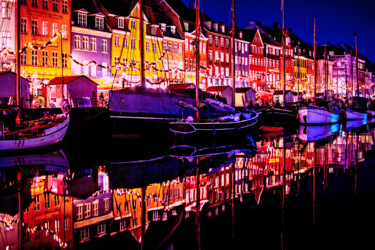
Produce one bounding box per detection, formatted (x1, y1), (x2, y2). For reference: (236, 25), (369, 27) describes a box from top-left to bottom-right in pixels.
(0, 115), (70, 151)
(298, 106), (339, 125)
(344, 109), (367, 120)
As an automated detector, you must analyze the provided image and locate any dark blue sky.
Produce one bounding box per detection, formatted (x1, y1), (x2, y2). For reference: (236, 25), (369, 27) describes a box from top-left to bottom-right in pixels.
(182, 0), (375, 63)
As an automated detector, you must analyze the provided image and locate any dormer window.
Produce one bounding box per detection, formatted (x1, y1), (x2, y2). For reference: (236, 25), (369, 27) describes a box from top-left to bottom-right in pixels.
(221, 25), (225, 33)
(170, 26), (176, 34)
(151, 25), (157, 35)
(95, 17), (104, 30)
(214, 23), (218, 32)
(184, 22), (189, 31)
(78, 13), (87, 27)
(239, 31), (243, 39)
(207, 21), (211, 30)
(118, 17), (124, 29)
(160, 23), (166, 32)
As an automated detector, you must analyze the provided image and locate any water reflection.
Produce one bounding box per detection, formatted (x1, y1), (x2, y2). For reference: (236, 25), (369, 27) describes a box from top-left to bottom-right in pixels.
(1, 120), (375, 249)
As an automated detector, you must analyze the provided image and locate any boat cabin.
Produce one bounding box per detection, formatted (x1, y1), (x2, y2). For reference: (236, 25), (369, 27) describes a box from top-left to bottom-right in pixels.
(272, 90), (294, 106)
(0, 71), (30, 108)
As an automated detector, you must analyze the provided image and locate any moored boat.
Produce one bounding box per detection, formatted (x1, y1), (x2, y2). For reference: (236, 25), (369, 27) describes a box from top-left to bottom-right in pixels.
(298, 102), (340, 125)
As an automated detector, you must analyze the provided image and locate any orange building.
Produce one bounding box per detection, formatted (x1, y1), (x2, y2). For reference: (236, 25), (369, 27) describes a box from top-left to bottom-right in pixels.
(20, 0), (71, 103)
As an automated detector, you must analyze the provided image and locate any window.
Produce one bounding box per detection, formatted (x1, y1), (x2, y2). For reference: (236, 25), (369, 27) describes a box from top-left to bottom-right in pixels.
(84, 203), (91, 218)
(62, 24), (67, 39)
(208, 50), (212, 61)
(55, 219), (60, 232)
(91, 38), (97, 51)
(52, 23), (58, 37)
(131, 20), (136, 29)
(123, 37), (128, 48)
(114, 35), (119, 47)
(80, 228), (89, 241)
(21, 52), (27, 65)
(74, 35), (81, 49)
(21, 0), (27, 5)
(1, 32), (10, 48)
(118, 17), (124, 28)
(32, 0), (38, 7)
(146, 41), (150, 51)
(102, 63), (108, 77)
(102, 39), (107, 53)
(151, 25), (156, 35)
(120, 220), (126, 232)
(132, 200), (137, 209)
(179, 44), (182, 54)
(185, 59), (188, 70)
(42, 21), (48, 36)
(215, 36), (218, 47)
(95, 17), (104, 30)
(131, 38), (135, 49)
(82, 36), (89, 50)
(225, 39), (229, 49)
(42, 51), (48, 66)
(92, 201), (99, 216)
(152, 42), (157, 53)
(220, 38), (224, 48)
(32, 20), (38, 35)
(97, 223), (106, 235)
(62, 53), (68, 68)
(78, 13), (87, 27)
(52, 0), (58, 11)
(162, 41), (167, 51)
(34, 195), (40, 210)
(1, 2), (10, 18)
(42, 0), (48, 9)
(104, 198), (109, 211)
(32, 50), (38, 66)
(21, 18), (27, 33)
(77, 205), (83, 220)
(52, 52), (58, 67)
(62, 0), (68, 13)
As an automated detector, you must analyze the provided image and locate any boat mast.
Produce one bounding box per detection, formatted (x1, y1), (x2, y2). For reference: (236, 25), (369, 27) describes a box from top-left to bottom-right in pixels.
(195, 0), (200, 119)
(313, 19), (316, 103)
(350, 47), (353, 101)
(282, 0), (286, 107)
(231, 0), (236, 107)
(139, 0), (145, 87)
(354, 33), (359, 97)
(16, 0), (21, 108)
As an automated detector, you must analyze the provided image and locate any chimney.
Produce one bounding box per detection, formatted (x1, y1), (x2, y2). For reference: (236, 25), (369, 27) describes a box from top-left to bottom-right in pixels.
(273, 22), (280, 30)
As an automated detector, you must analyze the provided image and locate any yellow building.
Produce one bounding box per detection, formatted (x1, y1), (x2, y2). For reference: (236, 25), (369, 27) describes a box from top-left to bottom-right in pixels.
(99, 2), (164, 88)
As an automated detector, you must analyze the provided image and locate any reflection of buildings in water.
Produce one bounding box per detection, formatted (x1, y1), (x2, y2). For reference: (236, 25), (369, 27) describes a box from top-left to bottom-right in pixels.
(23, 172), (73, 249)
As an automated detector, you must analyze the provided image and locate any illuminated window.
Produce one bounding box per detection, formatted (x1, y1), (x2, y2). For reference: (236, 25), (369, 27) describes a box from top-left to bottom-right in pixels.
(20, 51), (27, 65)
(1, 32), (10, 48)
(52, 23), (58, 37)
(123, 37), (128, 48)
(84, 203), (91, 218)
(34, 195), (40, 210)
(215, 36), (218, 47)
(146, 41), (150, 51)
(92, 200), (99, 216)
(62, 53), (68, 68)
(62, 24), (67, 39)
(42, 21), (48, 36)
(114, 35), (119, 47)
(64, 217), (70, 231)
(119, 220), (126, 231)
(54, 194), (60, 206)
(104, 198), (109, 211)
(1, 2), (10, 18)
(77, 205), (83, 220)
(118, 17), (124, 28)
(132, 200), (137, 209)
(152, 42), (157, 52)
(82, 36), (89, 50)
(91, 64), (96, 77)
(55, 219), (60, 232)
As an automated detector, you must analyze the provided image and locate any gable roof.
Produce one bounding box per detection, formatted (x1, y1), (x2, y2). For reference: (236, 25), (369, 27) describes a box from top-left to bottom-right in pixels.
(48, 75), (98, 85)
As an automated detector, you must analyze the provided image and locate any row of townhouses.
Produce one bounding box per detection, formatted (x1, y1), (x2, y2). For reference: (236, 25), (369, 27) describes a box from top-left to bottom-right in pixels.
(0, 0), (374, 108)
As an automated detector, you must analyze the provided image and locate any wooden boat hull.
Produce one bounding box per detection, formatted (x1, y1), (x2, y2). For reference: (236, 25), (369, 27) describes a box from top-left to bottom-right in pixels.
(298, 107), (339, 125)
(0, 115), (70, 151)
(262, 107), (297, 125)
(344, 110), (368, 120)
(169, 112), (258, 136)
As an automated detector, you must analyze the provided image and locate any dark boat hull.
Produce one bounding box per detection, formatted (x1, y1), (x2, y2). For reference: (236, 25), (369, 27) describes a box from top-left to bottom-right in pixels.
(261, 107), (297, 126)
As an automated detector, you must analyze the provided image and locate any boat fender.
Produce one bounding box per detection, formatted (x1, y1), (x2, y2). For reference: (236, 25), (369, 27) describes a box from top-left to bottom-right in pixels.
(186, 116), (194, 123)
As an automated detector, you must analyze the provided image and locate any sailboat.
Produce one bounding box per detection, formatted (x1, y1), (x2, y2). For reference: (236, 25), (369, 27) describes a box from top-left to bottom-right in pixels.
(169, 0), (258, 137)
(0, 0), (70, 151)
(298, 20), (339, 125)
(343, 33), (368, 121)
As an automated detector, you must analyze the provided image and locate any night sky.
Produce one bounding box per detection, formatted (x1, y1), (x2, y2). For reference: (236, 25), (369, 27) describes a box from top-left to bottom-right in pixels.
(182, 0), (375, 63)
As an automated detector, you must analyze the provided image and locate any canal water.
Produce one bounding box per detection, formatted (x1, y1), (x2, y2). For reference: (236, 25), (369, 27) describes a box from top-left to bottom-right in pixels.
(1, 119), (375, 250)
